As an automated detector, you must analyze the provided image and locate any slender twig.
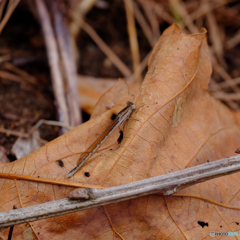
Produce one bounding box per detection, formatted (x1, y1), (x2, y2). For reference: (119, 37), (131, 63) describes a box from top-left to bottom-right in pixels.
(0, 120), (72, 139)
(210, 51), (240, 110)
(189, 1), (231, 22)
(133, 2), (154, 47)
(172, 0), (199, 33)
(30, 119), (73, 133)
(0, 0), (8, 20)
(138, 1), (160, 42)
(3, 62), (38, 85)
(0, 128), (29, 138)
(53, 2), (82, 126)
(206, 9), (226, 68)
(217, 77), (240, 89)
(0, 70), (25, 83)
(226, 29), (240, 49)
(212, 92), (240, 101)
(81, 21), (132, 78)
(211, 51), (240, 92)
(141, 0), (174, 25)
(128, 51), (151, 85)
(0, 0), (20, 34)
(1, 155), (240, 228)
(35, 0), (70, 130)
(124, 0), (141, 82)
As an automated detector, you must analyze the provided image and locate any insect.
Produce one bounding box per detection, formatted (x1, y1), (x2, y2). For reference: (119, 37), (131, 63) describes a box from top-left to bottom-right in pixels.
(66, 101), (135, 178)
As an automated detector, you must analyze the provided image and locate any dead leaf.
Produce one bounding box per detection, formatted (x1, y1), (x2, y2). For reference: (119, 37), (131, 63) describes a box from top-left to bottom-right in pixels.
(1, 24), (240, 239)
(77, 75), (117, 114)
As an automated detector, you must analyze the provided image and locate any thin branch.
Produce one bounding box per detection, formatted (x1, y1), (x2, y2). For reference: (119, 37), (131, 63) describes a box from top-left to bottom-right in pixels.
(140, 0), (174, 25)
(35, 0), (70, 129)
(226, 29), (240, 49)
(0, 70), (25, 83)
(189, 0), (231, 22)
(133, 1), (154, 47)
(124, 0), (141, 82)
(0, 0), (20, 34)
(0, 0), (8, 21)
(0, 120), (72, 139)
(3, 62), (38, 85)
(81, 21), (132, 78)
(206, 8), (226, 68)
(128, 51), (151, 85)
(30, 119), (73, 133)
(53, 2), (82, 126)
(138, 0), (160, 42)
(0, 128), (29, 138)
(172, 0), (199, 34)
(217, 77), (240, 89)
(212, 92), (240, 101)
(1, 155), (240, 228)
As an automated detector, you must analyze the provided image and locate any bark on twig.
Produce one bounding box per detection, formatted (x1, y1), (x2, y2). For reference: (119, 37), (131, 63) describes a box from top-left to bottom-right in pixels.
(35, 0), (70, 129)
(1, 155), (240, 228)
(53, 2), (82, 126)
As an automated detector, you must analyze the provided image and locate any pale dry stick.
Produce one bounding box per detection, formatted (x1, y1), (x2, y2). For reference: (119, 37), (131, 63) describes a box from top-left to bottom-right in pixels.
(0, 128), (28, 138)
(217, 77), (240, 89)
(133, 2), (154, 47)
(0, 0), (8, 19)
(124, 0), (141, 83)
(211, 51), (240, 94)
(0, 54), (11, 63)
(1, 155), (240, 228)
(0, 119), (72, 139)
(35, 0), (70, 129)
(194, 1), (204, 31)
(68, 0), (97, 39)
(30, 119), (73, 134)
(139, 0), (175, 25)
(0, 0), (20, 33)
(138, 1), (160, 43)
(3, 62), (37, 85)
(174, 0), (199, 33)
(209, 77), (240, 92)
(66, 101), (135, 177)
(127, 51), (151, 86)
(226, 29), (240, 49)
(81, 21), (132, 78)
(190, 0), (233, 22)
(206, 9), (227, 68)
(212, 92), (240, 101)
(168, 0), (185, 29)
(0, 70), (25, 83)
(209, 78), (238, 110)
(210, 49), (240, 106)
(211, 53), (231, 82)
(53, 2), (82, 126)
(208, 78), (223, 92)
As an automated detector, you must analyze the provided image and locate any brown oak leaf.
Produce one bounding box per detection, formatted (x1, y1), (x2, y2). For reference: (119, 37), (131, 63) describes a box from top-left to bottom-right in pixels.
(1, 24), (240, 239)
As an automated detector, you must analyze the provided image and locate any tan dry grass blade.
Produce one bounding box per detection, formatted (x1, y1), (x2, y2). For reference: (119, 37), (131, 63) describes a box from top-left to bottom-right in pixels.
(1, 24), (240, 239)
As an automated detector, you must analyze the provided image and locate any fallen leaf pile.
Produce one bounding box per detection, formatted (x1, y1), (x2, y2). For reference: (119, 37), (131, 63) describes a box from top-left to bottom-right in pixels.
(1, 24), (240, 239)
